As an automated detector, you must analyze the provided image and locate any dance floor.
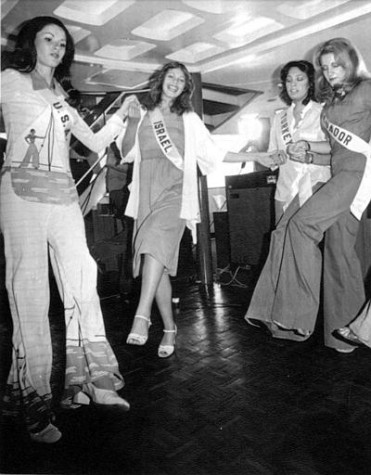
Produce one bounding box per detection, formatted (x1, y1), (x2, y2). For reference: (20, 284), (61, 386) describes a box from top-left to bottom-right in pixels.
(1, 236), (371, 475)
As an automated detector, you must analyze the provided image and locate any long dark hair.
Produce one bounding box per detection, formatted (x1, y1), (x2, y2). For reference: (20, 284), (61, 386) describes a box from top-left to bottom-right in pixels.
(2, 16), (77, 101)
(314, 37), (370, 104)
(142, 62), (194, 115)
(279, 60), (316, 106)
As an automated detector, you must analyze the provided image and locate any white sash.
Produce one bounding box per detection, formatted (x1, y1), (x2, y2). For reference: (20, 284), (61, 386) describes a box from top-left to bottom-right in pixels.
(280, 110), (313, 210)
(280, 111), (293, 146)
(323, 116), (371, 220)
(149, 108), (184, 170)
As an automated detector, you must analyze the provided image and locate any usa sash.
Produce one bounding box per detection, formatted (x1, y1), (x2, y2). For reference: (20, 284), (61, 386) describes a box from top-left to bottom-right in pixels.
(323, 116), (371, 220)
(149, 108), (184, 170)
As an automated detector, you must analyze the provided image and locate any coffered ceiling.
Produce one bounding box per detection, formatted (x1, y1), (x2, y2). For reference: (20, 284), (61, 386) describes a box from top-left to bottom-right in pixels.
(2, 0), (371, 129)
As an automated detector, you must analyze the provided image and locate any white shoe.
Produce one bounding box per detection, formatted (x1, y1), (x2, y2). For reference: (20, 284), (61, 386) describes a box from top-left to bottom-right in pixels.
(335, 347), (356, 354)
(126, 315), (152, 345)
(83, 383), (130, 410)
(158, 326), (177, 358)
(30, 423), (62, 444)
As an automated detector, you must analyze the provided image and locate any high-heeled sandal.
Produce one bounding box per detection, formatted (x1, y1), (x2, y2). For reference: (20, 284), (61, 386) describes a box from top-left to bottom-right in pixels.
(74, 383), (130, 410)
(126, 315), (152, 345)
(158, 325), (177, 358)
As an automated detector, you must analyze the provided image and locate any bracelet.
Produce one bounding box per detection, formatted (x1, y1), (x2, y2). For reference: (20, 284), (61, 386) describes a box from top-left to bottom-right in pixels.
(305, 141), (311, 151)
(305, 152), (314, 164)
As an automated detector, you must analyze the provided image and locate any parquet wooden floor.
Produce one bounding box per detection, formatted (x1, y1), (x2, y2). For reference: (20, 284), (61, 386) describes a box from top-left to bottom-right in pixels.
(1, 244), (371, 475)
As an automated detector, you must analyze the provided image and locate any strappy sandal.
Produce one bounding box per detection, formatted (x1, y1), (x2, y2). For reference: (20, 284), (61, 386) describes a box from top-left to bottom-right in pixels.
(158, 325), (177, 358)
(126, 315), (152, 345)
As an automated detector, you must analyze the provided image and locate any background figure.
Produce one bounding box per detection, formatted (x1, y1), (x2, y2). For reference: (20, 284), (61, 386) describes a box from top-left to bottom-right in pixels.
(106, 142), (134, 296)
(119, 61), (276, 359)
(268, 60), (331, 224)
(0, 16), (138, 443)
(246, 38), (371, 352)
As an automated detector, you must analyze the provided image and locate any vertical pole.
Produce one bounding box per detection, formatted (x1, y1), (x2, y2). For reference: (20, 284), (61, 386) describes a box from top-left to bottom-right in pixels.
(191, 72), (214, 285)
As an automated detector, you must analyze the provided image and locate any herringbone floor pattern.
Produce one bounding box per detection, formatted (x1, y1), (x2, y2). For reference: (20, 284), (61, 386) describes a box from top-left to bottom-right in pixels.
(1, 247), (371, 474)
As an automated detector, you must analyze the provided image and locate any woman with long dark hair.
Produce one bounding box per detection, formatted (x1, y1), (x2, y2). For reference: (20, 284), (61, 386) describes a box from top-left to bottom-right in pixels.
(269, 59), (331, 223)
(0, 16), (138, 443)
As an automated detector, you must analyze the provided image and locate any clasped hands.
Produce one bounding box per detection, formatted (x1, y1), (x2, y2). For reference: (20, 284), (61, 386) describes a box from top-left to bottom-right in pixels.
(286, 140), (310, 163)
(264, 140), (310, 169)
(117, 95), (141, 121)
(257, 150), (287, 169)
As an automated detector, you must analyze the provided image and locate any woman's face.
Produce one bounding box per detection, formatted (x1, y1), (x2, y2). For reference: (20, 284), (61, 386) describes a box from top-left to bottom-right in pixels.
(162, 68), (186, 101)
(320, 52), (347, 88)
(285, 67), (309, 104)
(35, 23), (67, 70)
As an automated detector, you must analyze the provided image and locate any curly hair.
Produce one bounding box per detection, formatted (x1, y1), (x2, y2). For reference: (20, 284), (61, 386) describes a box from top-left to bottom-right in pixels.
(142, 62), (194, 115)
(2, 16), (76, 100)
(314, 37), (370, 104)
(279, 60), (316, 106)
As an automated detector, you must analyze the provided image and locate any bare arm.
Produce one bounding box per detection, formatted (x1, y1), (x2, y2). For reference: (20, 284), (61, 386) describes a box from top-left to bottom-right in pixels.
(120, 102), (141, 157)
(223, 150), (286, 168)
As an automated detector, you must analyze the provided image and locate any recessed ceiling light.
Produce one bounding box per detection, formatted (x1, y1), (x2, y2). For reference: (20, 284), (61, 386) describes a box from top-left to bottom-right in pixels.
(132, 9), (204, 41)
(54, 0), (135, 26)
(214, 17), (283, 47)
(95, 40), (155, 61)
(167, 42), (225, 63)
(277, 0), (350, 20)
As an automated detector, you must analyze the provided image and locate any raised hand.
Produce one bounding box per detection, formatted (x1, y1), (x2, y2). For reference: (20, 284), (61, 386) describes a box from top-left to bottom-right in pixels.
(117, 95), (141, 120)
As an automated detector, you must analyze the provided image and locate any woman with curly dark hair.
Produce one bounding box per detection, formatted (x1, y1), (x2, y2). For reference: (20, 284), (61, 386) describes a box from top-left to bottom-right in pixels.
(270, 60), (331, 223)
(121, 61), (274, 357)
(0, 16), (139, 443)
(245, 58), (333, 340)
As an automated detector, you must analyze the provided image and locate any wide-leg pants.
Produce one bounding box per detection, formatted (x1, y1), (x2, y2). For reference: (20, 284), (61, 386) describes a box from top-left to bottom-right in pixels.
(0, 173), (124, 433)
(245, 167), (365, 350)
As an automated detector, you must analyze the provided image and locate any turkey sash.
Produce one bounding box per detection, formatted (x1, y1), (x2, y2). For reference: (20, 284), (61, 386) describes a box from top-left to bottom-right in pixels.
(280, 110), (313, 209)
(323, 116), (371, 220)
(149, 108), (184, 170)
(280, 110), (293, 145)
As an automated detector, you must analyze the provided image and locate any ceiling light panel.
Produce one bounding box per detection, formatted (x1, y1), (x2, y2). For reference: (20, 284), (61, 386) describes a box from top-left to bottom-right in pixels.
(182, 0), (239, 14)
(214, 16), (283, 47)
(86, 69), (150, 90)
(277, 0), (350, 20)
(54, 0), (135, 26)
(167, 42), (225, 64)
(132, 9), (204, 41)
(66, 25), (91, 44)
(95, 39), (155, 61)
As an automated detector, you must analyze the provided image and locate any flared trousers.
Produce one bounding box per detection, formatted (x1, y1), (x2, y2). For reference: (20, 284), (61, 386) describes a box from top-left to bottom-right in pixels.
(245, 167), (366, 350)
(0, 173), (123, 432)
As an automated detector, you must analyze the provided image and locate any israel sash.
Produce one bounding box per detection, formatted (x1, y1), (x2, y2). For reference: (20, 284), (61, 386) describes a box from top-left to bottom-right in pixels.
(149, 108), (184, 170)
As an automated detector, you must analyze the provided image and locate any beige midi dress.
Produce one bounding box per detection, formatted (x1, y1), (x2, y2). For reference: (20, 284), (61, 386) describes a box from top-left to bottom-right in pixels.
(132, 111), (186, 277)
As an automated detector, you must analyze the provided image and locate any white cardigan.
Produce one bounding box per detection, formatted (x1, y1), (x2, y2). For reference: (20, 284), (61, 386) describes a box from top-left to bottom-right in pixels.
(118, 109), (226, 243)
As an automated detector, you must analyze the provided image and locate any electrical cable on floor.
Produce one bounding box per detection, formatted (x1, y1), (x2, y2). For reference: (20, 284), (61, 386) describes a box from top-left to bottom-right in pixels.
(215, 264), (248, 288)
